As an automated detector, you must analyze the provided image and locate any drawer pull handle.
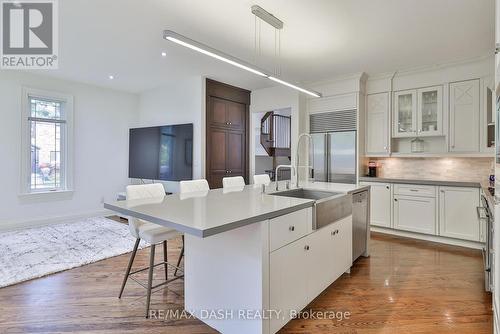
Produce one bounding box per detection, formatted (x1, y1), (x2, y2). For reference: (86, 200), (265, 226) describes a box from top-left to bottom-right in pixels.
(289, 226), (295, 232)
(394, 198), (398, 202)
(410, 189), (419, 192)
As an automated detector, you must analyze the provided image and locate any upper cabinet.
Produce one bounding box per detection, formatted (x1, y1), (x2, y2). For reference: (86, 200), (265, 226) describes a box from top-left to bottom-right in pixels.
(417, 86), (443, 137)
(366, 93), (390, 155)
(393, 90), (417, 137)
(393, 86), (443, 138)
(449, 79), (480, 152)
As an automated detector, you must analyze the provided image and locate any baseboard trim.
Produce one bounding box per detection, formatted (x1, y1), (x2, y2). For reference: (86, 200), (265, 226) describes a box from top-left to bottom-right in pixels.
(0, 209), (114, 232)
(371, 226), (483, 250)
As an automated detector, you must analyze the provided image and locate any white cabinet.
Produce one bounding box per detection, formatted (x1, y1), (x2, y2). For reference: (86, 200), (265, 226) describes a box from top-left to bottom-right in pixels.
(393, 90), (417, 137)
(393, 86), (443, 138)
(417, 86), (443, 137)
(438, 186), (480, 241)
(360, 182), (391, 228)
(366, 93), (390, 155)
(449, 79), (480, 152)
(393, 194), (437, 235)
(269, 216), (352, 334)
(270, 237), (308, 333)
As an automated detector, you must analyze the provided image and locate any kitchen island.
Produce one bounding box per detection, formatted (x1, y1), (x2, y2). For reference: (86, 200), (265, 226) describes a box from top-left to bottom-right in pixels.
(105, 182), (368, 334)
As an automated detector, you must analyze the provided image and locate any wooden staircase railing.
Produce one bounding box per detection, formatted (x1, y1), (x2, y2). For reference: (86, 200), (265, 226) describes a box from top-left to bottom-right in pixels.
(260, 111), (291, 157)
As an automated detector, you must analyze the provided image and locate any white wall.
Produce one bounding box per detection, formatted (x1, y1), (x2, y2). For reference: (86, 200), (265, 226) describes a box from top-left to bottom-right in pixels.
(137, 75), (204, 193)
(0, 71), (139, 230)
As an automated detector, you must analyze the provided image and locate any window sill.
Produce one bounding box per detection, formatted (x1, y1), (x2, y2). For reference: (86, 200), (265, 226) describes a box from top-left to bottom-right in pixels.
(18, 190), (74, 201)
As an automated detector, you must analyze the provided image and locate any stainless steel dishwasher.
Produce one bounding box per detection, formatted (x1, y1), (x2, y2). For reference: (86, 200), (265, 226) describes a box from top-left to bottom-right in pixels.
(352, 190), (369, 261)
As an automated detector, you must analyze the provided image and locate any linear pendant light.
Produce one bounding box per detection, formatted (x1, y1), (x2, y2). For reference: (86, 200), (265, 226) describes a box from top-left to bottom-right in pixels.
(163, 30), (321, 98)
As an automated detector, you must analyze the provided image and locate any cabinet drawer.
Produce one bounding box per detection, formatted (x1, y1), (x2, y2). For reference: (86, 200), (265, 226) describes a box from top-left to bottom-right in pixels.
(394, 184), (436, 197)
(270, 209), (311, 252)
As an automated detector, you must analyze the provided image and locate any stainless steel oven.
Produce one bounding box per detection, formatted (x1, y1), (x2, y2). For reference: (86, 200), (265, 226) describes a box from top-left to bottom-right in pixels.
(478, 195), (494, 292)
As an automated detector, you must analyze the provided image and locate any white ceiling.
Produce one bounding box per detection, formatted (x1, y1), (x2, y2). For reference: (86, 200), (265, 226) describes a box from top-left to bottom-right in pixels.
(26, 0), (495, 93)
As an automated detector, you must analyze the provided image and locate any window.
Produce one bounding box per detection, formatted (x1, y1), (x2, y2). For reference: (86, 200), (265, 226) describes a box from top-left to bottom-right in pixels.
(21, 88), (73, 194)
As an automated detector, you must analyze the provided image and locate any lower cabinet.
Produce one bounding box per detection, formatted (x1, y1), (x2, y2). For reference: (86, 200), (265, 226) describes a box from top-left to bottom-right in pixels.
(269, 216), (352, 334)
(438, 186), (480, 241)
(364, 181), (483, 243)
(360, 182), (391, 227)
(393, 194), (437, 235)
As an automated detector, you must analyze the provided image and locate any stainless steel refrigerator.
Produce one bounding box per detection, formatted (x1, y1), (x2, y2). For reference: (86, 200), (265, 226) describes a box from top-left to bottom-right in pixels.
(311, 131), (357, 184)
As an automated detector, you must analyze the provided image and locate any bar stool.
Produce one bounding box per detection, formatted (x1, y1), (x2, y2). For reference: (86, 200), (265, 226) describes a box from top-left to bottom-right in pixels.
(118, 183), (184, 318)
(253, 174), (271, 186)
(222, 176), (245, 188)
(175, 179), (210, 276)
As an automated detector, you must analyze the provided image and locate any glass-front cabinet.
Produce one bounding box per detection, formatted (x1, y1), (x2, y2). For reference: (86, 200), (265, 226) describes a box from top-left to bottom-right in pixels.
(393, 86), (443, 138)
(394, 90), (417, 137)
(417, 86), (442, 136)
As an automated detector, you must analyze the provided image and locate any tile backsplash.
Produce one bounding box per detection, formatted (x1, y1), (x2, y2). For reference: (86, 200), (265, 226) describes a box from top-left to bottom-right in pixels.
(365, 157), (494, 187)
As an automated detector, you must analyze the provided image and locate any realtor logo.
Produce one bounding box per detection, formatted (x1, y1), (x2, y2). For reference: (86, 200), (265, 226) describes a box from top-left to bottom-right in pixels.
(1, 0), (58, 69)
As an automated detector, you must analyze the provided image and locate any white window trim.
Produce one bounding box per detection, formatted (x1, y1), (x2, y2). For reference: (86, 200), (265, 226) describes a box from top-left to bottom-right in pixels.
(20, 87), (74, 197)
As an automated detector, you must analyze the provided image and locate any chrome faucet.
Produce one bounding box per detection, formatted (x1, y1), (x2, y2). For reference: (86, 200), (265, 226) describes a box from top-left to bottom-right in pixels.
(275, 165), (296, 191)
(296, 133), (315, 188)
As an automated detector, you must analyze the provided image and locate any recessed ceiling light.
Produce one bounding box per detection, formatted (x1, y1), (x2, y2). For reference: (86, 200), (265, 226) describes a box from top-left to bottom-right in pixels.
(161, 52), (167, 57)
(108, 75), (114, 80)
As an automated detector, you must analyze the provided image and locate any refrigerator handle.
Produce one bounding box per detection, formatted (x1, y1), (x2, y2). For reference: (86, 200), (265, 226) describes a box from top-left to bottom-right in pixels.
(326, 133), (331, 183)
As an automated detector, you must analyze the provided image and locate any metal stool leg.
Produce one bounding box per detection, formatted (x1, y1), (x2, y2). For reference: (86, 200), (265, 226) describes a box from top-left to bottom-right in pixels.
(145, 244), (156, 318)
(163, 240), (168, 280)
(118, 238), (140, 298)
(174, 235), (184, 277)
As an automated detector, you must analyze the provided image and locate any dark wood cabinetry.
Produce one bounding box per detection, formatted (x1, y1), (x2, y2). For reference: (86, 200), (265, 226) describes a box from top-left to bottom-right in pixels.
(206, 79), (250, 189)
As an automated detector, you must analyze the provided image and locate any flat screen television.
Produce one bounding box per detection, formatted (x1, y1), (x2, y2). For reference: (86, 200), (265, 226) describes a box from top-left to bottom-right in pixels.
(129, 124), (193, 181)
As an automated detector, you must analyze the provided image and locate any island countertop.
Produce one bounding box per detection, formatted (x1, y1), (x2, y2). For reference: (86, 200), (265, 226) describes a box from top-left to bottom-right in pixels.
(104, 185), (315, 238)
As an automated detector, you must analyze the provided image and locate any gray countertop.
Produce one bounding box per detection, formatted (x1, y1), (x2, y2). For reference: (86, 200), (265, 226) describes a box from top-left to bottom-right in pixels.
(359, 177), (482, 188)
(105, 185), (315, 238)
(104, 182), (369, 238)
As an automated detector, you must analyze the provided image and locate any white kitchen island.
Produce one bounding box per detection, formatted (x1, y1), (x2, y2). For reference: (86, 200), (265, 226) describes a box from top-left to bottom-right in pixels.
(105, 183), (365, 334)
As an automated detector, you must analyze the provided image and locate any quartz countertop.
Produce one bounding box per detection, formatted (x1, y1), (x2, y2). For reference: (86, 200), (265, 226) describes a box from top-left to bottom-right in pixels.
(105, 181), (368, 238)
(359, 176), (482, 188)
(105, 185), (315, 238)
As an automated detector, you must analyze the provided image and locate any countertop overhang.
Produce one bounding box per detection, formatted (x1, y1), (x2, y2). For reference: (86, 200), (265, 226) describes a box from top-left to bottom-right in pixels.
(105, 185), (315, 238)
(359, 176), (482, 188)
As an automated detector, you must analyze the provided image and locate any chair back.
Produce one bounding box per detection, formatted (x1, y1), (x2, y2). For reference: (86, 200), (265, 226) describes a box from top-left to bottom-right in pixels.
(222, 176), (245, 188)
(179, 179), (210, 194)
(126, 183), (165, 238)
(253, 174), (271, 186)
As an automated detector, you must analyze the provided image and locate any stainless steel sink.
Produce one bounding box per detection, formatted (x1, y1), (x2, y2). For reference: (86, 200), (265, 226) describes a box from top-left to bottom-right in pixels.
(270, 188), (343, 200)
(271, 188), (352, 230)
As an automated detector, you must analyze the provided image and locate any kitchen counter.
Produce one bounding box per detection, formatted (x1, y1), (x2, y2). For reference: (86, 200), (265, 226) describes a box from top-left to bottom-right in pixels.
(359, 176), (482, 188)
(104, 185), (314, 238)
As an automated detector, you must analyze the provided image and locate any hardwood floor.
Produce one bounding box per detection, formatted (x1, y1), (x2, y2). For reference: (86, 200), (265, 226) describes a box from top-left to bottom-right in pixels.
(0, 229), (492, 334)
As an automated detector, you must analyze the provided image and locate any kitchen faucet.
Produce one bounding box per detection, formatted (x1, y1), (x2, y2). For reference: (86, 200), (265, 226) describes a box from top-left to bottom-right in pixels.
(296, 133), (315, 188)
(275, 165), (296, 191)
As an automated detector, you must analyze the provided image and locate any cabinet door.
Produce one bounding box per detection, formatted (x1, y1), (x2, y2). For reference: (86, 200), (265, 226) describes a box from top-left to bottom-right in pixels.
(393, 90), (417, 138)
(366, 93), (390, 155)
(330, 216), (352, 281)
(439, 187), (480, 241)
(304, 228), (332, 301)
(449, 80), (480, 152)
(393, 195), (437, 235)
(270, 239), (308, 333)
(209, 97), (229, 127)
(417, 86), (443, 136)
(361, 182), (391, 228)
(226, 100), (246, 131)
(226, 131), (245, 179)
(207, 130), (227, 188)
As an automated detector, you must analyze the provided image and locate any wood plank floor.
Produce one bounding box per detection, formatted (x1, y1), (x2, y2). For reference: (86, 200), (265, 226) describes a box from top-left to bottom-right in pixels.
(0, 222), (492, 334)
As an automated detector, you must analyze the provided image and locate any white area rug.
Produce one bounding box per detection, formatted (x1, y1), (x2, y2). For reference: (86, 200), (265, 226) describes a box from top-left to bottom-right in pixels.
(0, 217), (146, 288)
